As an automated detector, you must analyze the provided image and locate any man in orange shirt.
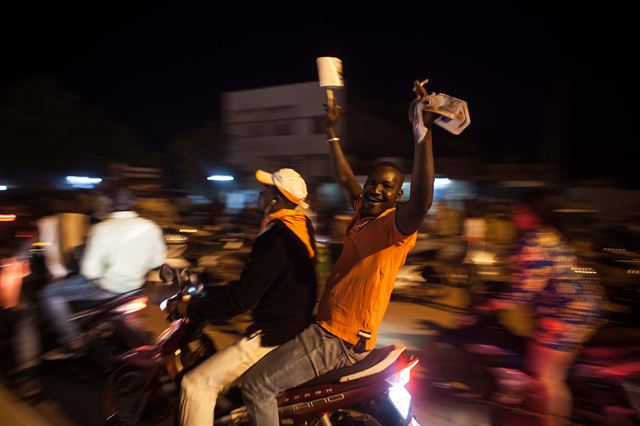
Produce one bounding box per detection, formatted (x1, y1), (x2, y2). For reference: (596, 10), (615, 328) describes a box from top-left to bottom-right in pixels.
(241, 82), (437, 425)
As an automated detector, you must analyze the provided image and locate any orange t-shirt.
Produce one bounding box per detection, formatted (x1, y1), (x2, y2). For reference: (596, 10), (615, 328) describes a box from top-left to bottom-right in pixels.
(316, 197), (417, 350)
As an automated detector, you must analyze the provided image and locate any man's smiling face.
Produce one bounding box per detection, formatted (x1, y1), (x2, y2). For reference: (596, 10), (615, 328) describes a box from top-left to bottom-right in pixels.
(361, 165), (404, 218)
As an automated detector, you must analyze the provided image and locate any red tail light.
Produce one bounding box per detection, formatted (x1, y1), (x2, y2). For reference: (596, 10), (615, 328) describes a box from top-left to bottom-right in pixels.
(386, 356), (419, 387)
(112, 297), (148, 314)
(386, 357), (419, 420)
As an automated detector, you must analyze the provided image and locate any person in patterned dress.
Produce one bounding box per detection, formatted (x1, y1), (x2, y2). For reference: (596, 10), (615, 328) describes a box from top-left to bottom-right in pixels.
(472, 192), (604, 426)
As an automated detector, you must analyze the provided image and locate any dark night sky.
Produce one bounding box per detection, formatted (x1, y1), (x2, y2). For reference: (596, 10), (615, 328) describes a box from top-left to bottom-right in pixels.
(1, 3), (637, 180)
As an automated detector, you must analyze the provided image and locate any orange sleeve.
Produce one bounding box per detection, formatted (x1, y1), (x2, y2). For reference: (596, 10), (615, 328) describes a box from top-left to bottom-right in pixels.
(385, 209), (416, 245)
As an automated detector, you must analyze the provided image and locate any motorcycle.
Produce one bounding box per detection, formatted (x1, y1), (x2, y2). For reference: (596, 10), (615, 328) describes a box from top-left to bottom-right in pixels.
(29, 243), (150, 372)
(424, 307), (640, 425)
(105, 264), (422, 425)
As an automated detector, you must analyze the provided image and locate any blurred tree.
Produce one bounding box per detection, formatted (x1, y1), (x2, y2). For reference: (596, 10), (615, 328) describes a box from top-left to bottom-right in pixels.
(169, 121), (226, 192)
(0, 76), (142, 178)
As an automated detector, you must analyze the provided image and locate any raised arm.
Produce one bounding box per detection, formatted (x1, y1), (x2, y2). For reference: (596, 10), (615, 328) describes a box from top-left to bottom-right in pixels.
(396, 80), (436, 235)
(325, 93), (361, 207)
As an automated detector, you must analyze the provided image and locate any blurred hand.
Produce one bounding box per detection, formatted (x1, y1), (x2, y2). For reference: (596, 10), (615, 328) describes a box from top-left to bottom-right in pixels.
(409, 80), (438, 142)
(413, 79), (428, 100)
(166, 298), (178, 314)
(176, 298), (190, 318)
(167, 298), (189, 319)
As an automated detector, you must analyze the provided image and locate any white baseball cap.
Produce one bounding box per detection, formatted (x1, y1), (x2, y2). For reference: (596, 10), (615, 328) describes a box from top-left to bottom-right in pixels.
(255, 168), (309, 209)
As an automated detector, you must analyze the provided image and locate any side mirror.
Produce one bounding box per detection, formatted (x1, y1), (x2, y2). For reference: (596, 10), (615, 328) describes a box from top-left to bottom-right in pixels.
(159, 264), (177, 285)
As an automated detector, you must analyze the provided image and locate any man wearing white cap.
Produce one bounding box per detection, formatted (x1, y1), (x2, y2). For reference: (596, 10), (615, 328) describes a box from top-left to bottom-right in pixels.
(175, 168), (318, 426)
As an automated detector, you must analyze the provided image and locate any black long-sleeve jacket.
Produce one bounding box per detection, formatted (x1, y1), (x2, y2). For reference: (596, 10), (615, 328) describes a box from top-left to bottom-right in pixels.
(187, 220), (317, 346)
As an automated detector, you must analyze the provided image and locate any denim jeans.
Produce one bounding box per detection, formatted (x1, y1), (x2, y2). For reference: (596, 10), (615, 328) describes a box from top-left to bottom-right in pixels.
(40, 275), (115, 346)
(241, 323), (368, 426)
(13, 304), (40, 370)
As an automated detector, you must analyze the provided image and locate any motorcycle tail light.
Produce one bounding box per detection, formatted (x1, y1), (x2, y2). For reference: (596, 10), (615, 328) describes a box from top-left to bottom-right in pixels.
(112, 297), (148, 314)
(385, 357), (418, 387)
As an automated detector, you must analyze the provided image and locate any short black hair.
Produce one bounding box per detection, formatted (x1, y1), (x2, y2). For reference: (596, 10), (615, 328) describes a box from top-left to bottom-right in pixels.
(372, 161), (405, 181)
(108, 186), (135, 211)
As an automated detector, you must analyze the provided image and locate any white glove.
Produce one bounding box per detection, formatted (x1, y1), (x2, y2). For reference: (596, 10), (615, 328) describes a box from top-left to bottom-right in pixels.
(412, 100), (429, 143)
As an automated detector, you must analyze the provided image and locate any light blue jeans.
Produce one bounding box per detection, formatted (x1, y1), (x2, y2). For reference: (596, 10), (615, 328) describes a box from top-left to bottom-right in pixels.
(13, 304), (40, 370)
(241, 323), (368, 426)
(40, 275), (115, 346)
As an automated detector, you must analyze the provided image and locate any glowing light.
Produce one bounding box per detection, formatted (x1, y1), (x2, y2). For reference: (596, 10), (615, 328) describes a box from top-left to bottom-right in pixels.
(112, 297), (147, 314)
(0, 214), (17, 222)
(179, 228), (198, 233)
(207, 175), (234, 181)
(553, 209), (599, 213)
(164, 234), (188, 243)
(66, 176), (103, 187)
(434, 178), (451, 188)
(389, 384), (411, 419)
(160, 299), (169, 311)
(386, 365), (412, 387)
(0, 185), (7, 191)
(385, 356), (418, 387)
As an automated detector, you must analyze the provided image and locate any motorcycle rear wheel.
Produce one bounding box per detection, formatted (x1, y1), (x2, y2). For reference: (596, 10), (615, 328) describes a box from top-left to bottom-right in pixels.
(330, 410), (384, 425)
(330, 402), (414, 426)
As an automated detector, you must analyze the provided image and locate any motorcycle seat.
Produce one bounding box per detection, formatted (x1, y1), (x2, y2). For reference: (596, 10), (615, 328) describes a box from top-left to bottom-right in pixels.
(69, 289), (145, 313)
(214, 345), (407, 418)
(295, 345), (406, 388)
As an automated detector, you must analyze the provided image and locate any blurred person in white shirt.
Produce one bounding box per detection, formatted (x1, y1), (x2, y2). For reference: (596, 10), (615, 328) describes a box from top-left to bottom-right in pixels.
(40, 186), (166, 357)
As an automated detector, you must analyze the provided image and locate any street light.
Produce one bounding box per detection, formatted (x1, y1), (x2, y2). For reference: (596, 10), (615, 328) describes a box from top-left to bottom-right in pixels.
(434, 178), (451, 188)
(65, 176), (103, 188)
(207, 175), (234, 182)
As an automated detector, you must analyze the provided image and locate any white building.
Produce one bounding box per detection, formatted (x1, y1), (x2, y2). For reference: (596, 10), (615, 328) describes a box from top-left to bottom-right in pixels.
(222, 82), (347, 182)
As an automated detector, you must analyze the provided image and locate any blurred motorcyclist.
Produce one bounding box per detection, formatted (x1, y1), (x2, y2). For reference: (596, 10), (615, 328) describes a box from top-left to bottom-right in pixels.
(39, 186), (165, 359)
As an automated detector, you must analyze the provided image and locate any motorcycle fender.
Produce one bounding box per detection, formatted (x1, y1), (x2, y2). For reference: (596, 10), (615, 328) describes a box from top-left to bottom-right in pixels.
(115, 345), (161, 371)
